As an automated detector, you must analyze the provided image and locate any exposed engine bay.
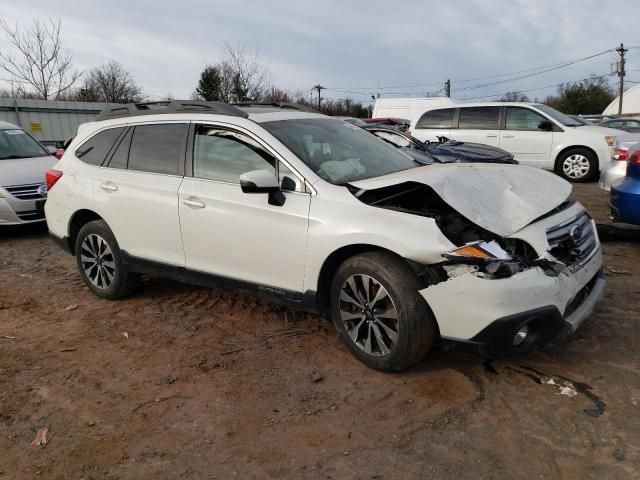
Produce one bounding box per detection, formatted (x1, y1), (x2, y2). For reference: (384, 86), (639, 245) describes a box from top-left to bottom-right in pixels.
(351, 181), (567, 280)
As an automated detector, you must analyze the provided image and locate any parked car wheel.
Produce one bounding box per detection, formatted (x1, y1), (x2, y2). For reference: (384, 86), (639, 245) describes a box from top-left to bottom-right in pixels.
(556, 148), (597, 182)
(74, 220), (139, 299)
(329, 252), (436, 371)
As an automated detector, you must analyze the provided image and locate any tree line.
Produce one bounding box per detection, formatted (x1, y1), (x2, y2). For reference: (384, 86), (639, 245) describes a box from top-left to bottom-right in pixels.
(0, 18), (616, 117)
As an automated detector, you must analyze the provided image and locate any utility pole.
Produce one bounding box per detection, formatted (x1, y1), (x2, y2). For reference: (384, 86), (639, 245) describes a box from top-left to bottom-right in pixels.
(444, 79), (451, 98)
(616, 43), (627, 115)
(312, 84), (325, 111)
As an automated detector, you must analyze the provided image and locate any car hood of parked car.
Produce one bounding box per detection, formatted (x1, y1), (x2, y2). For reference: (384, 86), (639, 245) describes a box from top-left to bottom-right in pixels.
(349, 163), (571, 237)
(0, 155), (57, 186)
(425, 140), (514, 163)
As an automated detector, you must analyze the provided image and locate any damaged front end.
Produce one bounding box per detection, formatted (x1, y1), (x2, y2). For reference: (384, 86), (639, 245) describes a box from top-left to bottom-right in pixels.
(350, 181), (559, 280)
(349, 176), (605, 357)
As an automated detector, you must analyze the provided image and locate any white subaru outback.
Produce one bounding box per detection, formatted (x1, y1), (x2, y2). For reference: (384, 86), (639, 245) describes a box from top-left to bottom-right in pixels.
(45, 101), (605, 371)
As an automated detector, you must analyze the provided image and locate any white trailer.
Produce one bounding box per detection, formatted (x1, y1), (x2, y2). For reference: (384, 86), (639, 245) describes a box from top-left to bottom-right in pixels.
(372, 97), (455, 126)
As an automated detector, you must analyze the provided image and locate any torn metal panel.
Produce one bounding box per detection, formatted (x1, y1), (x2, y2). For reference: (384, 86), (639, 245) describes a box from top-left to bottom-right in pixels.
(350, 163), (571, 236)
(419, 248), (602, 341)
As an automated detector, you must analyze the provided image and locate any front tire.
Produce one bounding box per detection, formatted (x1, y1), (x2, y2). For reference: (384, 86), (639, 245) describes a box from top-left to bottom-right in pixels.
(556, 148), (597, 182)
(329, 252), (436, 371)
(74, 220), (139, 299)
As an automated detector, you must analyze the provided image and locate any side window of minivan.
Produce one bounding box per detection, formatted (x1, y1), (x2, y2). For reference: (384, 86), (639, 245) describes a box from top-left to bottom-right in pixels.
(505, 107), (548, 131)
(75, 127), (125, 166)
(458, 107), (500, 130)
(127, 124), (188, 175)
(415, 108), (455, 129)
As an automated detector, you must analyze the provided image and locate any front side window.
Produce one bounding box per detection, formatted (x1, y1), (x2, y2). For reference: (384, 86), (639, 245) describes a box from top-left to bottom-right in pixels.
(75, 127), (124, 166)
(458, 107), (500, 130)
(415, 108), (455, 129)
(128, 124), (188, 175)
(262, 118), (417, 184)
(0, 129), (49, 160)
(193, 126), (276, 183)
(505, 107), (548, 131)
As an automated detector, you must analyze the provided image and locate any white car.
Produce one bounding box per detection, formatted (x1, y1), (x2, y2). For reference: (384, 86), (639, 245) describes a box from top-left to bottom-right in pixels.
(410, 102), (623, 182)
(0, 121), (57, 225)
(45, 101), (605, 371)
(600, 134), (640, 191)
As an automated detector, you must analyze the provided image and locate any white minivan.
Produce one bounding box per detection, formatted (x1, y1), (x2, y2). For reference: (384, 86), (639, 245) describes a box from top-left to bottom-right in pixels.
(410, 102), (623, 182)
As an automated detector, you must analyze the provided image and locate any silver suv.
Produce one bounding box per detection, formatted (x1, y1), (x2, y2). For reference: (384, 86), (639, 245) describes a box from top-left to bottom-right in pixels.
(0, 121), (56, 225)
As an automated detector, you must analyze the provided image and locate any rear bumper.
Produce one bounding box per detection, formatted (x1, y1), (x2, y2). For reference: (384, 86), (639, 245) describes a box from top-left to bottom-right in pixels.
(442, 271), (605, 357)
(610, 178), (640, 224)
(599, 161), (626, 192)
(49, 232), (72, 255)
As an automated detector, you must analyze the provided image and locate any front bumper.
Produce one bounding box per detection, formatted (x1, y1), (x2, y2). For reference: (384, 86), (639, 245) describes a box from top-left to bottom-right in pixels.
(0, 195), (46, 225)
(421, 245), (604, 357)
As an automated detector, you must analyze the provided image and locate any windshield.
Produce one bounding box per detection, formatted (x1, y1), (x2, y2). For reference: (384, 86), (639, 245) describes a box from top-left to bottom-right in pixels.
(534, 104), (583, 127)
(262, 118), (417, 183)
(0, 129), (49, 160)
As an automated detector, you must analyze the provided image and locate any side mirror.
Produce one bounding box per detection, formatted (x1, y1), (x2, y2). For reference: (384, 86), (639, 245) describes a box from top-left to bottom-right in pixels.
(239, 169), (285, 206)
(538, 120), (553, 131)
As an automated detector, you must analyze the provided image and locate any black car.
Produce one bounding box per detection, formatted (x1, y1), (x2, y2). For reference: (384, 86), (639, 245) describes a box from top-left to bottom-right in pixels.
(363, 126), (517, 165)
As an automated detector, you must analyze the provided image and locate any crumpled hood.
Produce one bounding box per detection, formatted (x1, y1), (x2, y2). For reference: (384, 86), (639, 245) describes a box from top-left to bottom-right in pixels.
(425, 141), (513, 163)
(0, 156), (56, 186)
(350, 163), (572, 236)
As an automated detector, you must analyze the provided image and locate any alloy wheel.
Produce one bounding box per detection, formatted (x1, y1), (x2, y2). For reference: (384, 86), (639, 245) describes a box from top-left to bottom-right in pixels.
(80, 234), (116, 289)
(339, 274), (399, 356)
(562, 154), (590, 179)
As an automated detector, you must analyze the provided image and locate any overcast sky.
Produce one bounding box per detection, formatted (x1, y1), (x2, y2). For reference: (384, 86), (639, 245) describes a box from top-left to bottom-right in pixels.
(1, 0), (639, 103)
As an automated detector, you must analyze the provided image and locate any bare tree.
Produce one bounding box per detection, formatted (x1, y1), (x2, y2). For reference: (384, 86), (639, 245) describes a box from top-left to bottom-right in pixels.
(0, 18), (82, 99)
(219, 42), (271, 102)
(497, 91), (530, 102)
(77, 61), (143, 103)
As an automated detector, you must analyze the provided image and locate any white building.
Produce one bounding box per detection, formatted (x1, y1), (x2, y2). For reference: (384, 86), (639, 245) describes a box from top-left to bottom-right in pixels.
(602, 84), (640, 115)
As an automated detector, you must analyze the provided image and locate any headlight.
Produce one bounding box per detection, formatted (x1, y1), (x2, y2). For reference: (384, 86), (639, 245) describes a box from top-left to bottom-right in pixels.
(444, 240), (511, 261)
(605, 136), (615, 147)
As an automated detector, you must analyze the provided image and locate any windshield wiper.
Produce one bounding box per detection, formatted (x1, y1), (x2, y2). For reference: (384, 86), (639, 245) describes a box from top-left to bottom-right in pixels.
(0, 155), (26, 159)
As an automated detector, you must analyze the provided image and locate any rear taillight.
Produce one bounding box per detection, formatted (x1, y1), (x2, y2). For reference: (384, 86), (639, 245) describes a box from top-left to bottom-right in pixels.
(612, 147), (628, 161)
(45, 169), (63, 190)
(629, 150), (640, 166)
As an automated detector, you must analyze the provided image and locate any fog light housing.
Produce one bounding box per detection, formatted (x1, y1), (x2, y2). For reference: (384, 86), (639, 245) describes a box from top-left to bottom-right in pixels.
(513, 325), (529, 347)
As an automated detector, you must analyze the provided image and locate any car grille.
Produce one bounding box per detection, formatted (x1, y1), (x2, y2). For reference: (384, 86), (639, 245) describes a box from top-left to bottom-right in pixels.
(546, 210), (599, 270)
(16, 209), (45, 221)
(3, 183), (47, 200)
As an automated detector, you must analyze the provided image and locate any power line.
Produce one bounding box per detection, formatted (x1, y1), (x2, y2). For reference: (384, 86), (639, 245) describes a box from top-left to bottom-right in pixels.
(326, 48), (613, 93)
(452, 49), (613, 93)
(458, 73), (614, 100)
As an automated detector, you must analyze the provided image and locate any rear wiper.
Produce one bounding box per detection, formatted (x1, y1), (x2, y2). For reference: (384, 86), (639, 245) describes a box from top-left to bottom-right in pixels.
(0, 155), (25, 159)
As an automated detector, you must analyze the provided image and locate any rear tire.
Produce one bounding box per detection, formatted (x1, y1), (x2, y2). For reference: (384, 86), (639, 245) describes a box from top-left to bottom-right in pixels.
(329, 251), (436, 371)
(555, 148), (597, 182)
(74, 220), (139, 299)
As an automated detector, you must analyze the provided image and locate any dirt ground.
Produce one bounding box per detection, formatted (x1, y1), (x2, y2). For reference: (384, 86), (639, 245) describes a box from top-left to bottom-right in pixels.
(0, 183), (639, 479)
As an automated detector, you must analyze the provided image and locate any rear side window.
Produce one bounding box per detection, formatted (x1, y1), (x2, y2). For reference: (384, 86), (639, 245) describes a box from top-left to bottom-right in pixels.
(75, 127), (124, 166)
(415, 108), (455, 129)
(458, 107), (500, 130)
(128, 124), (188, 175)
(106, 128), (133, 169)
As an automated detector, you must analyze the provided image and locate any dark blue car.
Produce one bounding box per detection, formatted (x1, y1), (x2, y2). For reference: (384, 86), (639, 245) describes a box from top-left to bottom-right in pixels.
(610, 144), (640, 224)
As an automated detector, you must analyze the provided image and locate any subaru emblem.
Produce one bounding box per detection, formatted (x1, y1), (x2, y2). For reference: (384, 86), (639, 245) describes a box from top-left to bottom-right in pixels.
(37, 184), (47, 196)
(569, 225), (583, 241)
